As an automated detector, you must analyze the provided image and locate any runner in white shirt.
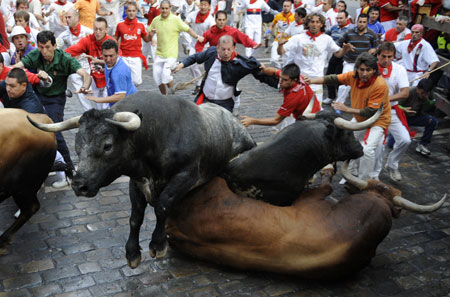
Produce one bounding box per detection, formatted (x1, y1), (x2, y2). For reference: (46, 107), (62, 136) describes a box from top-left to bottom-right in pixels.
(278, 12), (351, 104)
(284, 7), (306, 37)
(6, 0), (40, 32)
(185, 0), (214, 93)
(56, 9), (108, 111)
(99, 0), (124, 37)
(269, 0), (294, 68)
(372, 42), (410, 181)
(321, 0), (336, 31)
(46, 0), (74, 37)
(239, 0), (277, 57)
(394, 24), (439, 86)
(177, 0), (198, 54)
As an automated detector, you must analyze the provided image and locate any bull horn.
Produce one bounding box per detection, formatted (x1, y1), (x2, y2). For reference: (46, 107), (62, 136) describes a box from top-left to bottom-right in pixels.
(333, 106), (383, 131)
(105, 112), (141, 131)
(302, 95), (317, 120)
(393, 194), (448, 213)
(27, 115), (81, 132)
(340, 160), (368, 190)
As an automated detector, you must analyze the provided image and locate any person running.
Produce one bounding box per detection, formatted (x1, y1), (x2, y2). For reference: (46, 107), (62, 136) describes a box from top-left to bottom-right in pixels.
(115, 1), (152, 86)
(148, 0), (205, 95)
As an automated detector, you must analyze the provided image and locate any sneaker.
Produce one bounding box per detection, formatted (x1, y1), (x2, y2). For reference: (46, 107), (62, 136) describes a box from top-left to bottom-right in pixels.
(388, 168), (402, 182)
(52, 179), (69, 188)
(416, 144), (431, 156)
(322, 98), (333, 104)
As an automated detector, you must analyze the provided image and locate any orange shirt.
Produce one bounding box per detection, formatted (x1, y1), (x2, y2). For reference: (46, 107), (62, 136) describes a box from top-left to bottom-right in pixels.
(74, 0), (101, 29)
(337, 71), (391, 129)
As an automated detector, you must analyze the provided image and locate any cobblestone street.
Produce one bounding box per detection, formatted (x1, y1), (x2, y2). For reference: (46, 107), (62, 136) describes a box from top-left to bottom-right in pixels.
(0, 44), (449, 297)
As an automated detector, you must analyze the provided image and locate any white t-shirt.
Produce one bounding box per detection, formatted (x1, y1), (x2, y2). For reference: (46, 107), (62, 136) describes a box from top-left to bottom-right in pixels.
(380, 61), (409, 106)
(285, 21), (304, 37)
(284, 32), (340, 78)
(56, 24), (93, 70)
(323, 8), (337, 31)
(185, 10), (214, 47)
(394, 39), (439, 72)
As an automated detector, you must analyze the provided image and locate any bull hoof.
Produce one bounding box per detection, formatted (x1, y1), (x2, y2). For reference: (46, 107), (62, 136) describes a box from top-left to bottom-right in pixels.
(149, 241), (168, 259)
(126, 254), (142, 269)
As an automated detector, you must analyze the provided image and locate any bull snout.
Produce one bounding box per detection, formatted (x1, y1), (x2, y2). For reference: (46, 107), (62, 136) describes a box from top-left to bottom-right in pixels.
(71, 173), (99, 197)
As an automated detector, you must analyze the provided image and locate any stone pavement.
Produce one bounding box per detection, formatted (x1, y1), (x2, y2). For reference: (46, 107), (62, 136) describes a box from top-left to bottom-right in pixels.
(1, 44), (450, 297)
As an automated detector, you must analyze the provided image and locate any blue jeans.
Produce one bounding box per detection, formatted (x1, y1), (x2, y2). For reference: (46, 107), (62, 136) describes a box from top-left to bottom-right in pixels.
(387, 114), (438, 147)
(38, 92), (73, 167)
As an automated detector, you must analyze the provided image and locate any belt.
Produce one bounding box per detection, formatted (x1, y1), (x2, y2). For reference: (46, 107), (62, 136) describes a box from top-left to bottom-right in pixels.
(247, 9), (261, 14)
(406, 69), (426, 73)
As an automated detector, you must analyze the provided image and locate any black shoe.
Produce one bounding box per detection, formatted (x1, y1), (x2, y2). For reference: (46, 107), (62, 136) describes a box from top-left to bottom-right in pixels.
(51, 161), (67, 172)
(192, 86), (201, 95)
(65, 162), (75, 180)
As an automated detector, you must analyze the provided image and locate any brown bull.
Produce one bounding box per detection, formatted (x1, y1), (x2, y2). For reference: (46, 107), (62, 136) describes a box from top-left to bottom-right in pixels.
(0, 109), (56, 254)
(166, 163), (446, 279)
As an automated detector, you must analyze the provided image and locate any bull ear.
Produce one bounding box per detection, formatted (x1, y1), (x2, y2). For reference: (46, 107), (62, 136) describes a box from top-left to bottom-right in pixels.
(324, 123), (337, 140)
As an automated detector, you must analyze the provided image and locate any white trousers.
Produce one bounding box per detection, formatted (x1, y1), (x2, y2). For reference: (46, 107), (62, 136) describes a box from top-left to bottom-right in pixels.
(309, 84), (323, 105)
(350, 125), (385, 180)
(188, 47), (202, 87)
(244, 26), (261, 57)
(122, 56), (143, 86)
(152, 56), (177, 86)
(407, 71), (423, 86)
(68, 73), (109, 111)
(336, 61), (354, 104)
(373, 109), (411, 177)
(270, 41), (282, 68)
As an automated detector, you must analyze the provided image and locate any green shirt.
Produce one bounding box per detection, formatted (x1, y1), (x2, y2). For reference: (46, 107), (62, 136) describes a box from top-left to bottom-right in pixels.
(21, 48), (82, 96)
(149, 13), (190, 59)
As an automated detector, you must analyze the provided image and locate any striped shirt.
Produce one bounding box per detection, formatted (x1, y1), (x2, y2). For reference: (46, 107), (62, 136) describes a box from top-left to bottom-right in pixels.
(337, 27), (379, 63)
(326, 24), (353, 43)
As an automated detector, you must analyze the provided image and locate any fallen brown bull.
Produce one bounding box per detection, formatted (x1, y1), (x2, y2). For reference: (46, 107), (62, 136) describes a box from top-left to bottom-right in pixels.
(166, 164), (446, 279)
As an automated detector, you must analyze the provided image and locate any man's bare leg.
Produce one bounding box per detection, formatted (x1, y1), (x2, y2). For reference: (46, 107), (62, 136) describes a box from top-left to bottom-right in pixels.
(159, 84), (166, 95)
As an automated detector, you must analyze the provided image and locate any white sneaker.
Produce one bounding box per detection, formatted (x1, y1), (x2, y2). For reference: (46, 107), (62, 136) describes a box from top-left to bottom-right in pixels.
(322, 98), (333, 104)
(416, 144), (431, 156)
(52, 179), (69, 188)
(388, 168), (402, 182)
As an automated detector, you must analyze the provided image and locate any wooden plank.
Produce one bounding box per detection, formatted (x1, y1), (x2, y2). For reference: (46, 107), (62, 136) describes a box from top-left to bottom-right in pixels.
(435, 92), (450, 117)
(437, 55), (450, 73)
(422, 15), (450, 34)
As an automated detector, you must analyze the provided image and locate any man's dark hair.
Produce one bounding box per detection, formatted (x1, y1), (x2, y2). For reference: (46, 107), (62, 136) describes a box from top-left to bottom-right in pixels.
(338, 10), (349, 18)
(16, 0), (28, 8)
(95, 17), (108, 27)
(376, 41), (395, 55)
(102, 39), (118, 52)
(281, 63), (300, 80)
(353, 52), (380, 78)
(14, 10), (30, 22)
(7, 68), (29, 84)
(358, 13), (369, 21)
(417, 78), (433, 92)
(368, 6), (380, 15)
(304, 13), (326, 32)
(338, 0), (347, 9)
(215, 10), (227, 19)
(295, 7), (307, 18)
(37, 31), (56, 46)
(200, 0), (211, 4)
(283, 0), (293, 4)
(397, 15), (409, 23)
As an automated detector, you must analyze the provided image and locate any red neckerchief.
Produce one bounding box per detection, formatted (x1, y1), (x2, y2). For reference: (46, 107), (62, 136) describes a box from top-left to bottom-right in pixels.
(357, 74), (377, 89)
(293, 2), (302, 9)
(306, 30), (322, 40)
(217, 51), (238, 62)
(282, 12), (292, 23)
(250, 0), (257, 4)
(393, 105), (416, 137)
(295, 21), (303, 26)
(334, 8), (338, 12)
(345, 18), (351, 26)
(92, 34), (109, 49)
(196, 11), (210, 23)
(55, 0), (66, 5)
(25, 26), (31, 34)
(69, 23), (81, 37)
(377, 62), (393, 78)
(407, 38), (422, 53)
(124, 16), (138, 30)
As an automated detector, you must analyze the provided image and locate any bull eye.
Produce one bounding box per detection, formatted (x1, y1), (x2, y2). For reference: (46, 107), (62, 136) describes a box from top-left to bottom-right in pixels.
(104, 143), (113, 152)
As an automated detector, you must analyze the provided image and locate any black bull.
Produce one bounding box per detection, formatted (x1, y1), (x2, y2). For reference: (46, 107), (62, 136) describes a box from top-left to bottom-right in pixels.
(28, 91), (256, 268)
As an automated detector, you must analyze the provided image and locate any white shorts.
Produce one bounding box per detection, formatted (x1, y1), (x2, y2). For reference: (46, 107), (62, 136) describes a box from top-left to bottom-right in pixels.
(152, 56), (177, 86)
(122, 56), (143, 86)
